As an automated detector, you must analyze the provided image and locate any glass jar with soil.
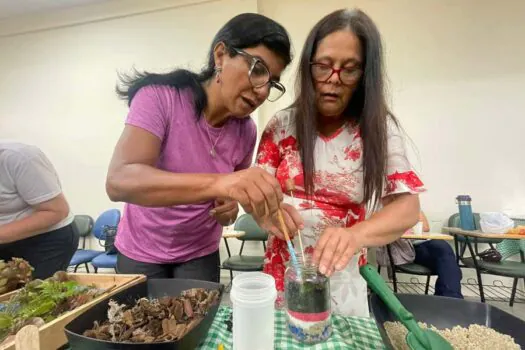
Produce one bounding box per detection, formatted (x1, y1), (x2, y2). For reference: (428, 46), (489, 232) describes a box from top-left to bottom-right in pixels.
(284, 256), (332, 344)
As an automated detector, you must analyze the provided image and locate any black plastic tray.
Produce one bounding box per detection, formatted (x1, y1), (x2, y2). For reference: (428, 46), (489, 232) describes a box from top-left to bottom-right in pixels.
(370, 293), (525, 349)
(65, 279), (224, 350)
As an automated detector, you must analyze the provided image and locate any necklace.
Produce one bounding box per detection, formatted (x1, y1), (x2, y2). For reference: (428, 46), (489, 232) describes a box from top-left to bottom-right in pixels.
(203, 119), (225, 158)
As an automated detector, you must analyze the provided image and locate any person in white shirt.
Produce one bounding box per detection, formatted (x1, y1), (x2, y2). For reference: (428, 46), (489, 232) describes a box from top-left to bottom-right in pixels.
(0, 142), (79, 279)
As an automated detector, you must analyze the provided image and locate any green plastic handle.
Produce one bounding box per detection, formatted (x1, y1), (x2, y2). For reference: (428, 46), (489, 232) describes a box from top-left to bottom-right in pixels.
(360, 264), (430, 349)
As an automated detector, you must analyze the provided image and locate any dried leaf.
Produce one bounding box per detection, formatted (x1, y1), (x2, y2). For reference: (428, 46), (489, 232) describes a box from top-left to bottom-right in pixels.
(120, 326), (134, 341)
(161, 318), (178, 334)
(120, 310), (132, 326)
(159, 297), (172, 307)
(171, 324), (188, 339)
(171, 300), (184, 321)
(183, 299), (193, 318)
(107, 300), (126, 323)
(84, 288), (220, 343)
(131, 328), (148, 342)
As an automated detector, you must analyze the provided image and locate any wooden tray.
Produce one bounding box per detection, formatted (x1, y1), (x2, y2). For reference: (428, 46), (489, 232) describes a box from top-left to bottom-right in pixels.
(0, 290), (18, 303)
(0, 273), (146, 350)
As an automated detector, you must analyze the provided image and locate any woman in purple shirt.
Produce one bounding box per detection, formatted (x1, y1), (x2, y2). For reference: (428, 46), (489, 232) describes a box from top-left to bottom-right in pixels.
(106, 13), (302, 281)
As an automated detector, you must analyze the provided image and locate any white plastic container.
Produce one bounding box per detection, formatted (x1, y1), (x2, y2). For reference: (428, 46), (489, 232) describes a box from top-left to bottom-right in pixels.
(230, 272), (277, 350)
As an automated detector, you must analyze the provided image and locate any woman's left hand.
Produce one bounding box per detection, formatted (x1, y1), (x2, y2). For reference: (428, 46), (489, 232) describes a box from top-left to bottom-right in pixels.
(313, 226), (361, 276)
(210, 198), (239, 226)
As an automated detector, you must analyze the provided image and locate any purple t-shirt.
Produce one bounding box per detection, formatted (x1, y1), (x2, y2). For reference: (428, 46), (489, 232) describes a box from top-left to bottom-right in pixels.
(115, 85), (256, 263)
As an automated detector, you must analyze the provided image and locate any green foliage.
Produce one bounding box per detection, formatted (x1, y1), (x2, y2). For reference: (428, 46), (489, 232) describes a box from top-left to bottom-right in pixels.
(0, 274), (103, 344)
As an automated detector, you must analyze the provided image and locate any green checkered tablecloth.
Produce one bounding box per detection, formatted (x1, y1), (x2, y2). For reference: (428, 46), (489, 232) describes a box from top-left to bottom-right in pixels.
(496, 239), (525, 260)
(198, 306), (385, 350)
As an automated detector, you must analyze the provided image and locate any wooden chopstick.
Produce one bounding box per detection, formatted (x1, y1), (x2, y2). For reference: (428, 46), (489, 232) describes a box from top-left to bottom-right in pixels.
(285, 179), (306, 266)
(277, 209), (292, 242)
(277, 209), (300, 268)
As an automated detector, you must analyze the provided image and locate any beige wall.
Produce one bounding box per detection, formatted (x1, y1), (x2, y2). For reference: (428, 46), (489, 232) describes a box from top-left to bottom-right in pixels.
(259, 0), (525, 222)
(1, 0), (524, 284)
(0, 0), (258, 220)
(0, 0), (261, 274)
(258, 0), (525, 289)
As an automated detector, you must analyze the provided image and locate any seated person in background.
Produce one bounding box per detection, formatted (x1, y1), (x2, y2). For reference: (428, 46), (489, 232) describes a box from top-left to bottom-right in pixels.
(412, 212), (463, 299)
(0, 142), (79, 279)
(379, 211), (463, 299)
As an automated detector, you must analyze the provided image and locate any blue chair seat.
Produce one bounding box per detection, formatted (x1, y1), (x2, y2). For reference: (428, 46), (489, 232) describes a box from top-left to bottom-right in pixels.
(91, 253), (117, 269)
(69, 250), (103, 266)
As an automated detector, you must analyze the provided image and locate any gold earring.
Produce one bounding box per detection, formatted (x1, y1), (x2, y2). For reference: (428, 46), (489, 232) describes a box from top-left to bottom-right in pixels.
(215, 67), (222, 83)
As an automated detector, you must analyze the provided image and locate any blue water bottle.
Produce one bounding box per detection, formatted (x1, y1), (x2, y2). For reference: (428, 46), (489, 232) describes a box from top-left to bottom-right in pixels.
(456, 195), (475, 230)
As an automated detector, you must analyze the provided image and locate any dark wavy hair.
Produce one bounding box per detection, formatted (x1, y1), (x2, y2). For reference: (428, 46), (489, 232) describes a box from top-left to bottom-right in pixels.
(116, 13), (292, 116)
(292, 9), (396, 208)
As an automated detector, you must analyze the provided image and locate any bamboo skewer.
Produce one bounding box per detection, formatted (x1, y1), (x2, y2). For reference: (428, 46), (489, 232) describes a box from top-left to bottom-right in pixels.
(276, 209), (300, 268)
(276, 210), (292, 241)
(286, 179), (306, 266)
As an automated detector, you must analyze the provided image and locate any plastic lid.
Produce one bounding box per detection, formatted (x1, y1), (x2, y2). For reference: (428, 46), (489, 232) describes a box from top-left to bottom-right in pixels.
(456, 195), (472, 201)
(230, 272), (277, 306)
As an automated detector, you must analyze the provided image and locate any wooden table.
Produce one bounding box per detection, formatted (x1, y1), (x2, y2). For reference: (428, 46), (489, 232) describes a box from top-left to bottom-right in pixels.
(401, 232), (453, 241)
(222, 229), (245, 239)
(442, 227), (525, 240)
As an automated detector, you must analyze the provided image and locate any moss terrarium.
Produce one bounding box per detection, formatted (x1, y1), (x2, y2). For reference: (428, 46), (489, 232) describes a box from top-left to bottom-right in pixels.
(284, 256), (332, 344)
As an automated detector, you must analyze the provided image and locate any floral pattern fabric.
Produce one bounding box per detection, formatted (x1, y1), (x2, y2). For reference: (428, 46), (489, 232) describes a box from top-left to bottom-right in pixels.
(255, 109), (425, 317)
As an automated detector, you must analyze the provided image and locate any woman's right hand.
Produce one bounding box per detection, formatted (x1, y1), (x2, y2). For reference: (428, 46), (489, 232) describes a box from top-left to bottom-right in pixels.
(213, 168), (303, 236)
(214, 167), (283, 217)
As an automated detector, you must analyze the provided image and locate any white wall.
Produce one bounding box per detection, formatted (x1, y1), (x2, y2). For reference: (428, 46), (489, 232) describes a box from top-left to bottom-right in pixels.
(0, 0), (260, 272)
(259, 0), (525, 290)
(1, 0), (524, 284)
(0, 0), (257, 222)
(259, 0), (525, 220)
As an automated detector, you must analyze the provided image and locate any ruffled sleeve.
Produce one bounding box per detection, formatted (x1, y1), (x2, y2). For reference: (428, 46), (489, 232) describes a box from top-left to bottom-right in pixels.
(382, 119), (426, 197)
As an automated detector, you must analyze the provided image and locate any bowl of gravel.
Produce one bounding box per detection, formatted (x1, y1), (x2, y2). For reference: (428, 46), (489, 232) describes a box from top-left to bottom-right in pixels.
(370, 294), (525, 350)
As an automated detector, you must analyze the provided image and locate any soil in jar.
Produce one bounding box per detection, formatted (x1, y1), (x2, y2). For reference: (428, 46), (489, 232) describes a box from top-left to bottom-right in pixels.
(285, 275), (330, 314)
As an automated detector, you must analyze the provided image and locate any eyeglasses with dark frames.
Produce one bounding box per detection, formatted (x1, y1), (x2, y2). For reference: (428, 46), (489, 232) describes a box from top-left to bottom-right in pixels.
(310, 62), (362, 85)
(233, 48), (286, 102)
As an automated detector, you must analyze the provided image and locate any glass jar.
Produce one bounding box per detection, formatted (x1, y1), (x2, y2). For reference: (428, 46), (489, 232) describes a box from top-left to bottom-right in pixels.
(284, 256), (332, 344)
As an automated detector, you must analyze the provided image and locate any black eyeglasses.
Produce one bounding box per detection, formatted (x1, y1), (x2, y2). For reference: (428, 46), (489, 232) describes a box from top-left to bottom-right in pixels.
(310, 62), (362, 85)
(234, 48), (286, 102)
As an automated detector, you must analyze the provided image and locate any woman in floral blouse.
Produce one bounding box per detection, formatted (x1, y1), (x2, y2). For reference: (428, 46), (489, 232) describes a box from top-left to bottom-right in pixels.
(256, 9), (425, 316)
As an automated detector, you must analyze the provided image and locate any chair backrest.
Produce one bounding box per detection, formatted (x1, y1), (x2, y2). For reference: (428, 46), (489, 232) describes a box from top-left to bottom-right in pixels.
(448, 212), (481, 230)
(512, 218), (525, 227)
(93, 209), (121, 240)
(73, 215), (94, 238)
(233, 214), (268, 241)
